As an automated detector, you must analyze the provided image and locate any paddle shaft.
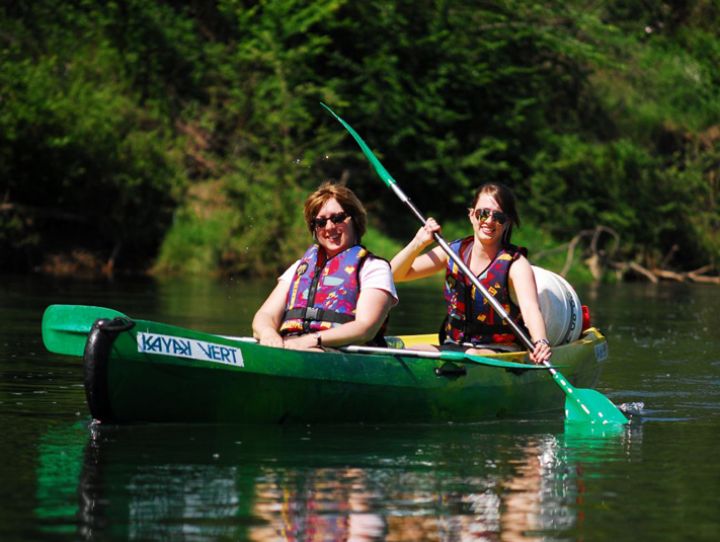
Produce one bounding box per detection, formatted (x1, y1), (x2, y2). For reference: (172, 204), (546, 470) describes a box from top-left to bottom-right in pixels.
(341, 344), (550, 370)
(389, 183), (535, 352)
(321, 102), (534, 352)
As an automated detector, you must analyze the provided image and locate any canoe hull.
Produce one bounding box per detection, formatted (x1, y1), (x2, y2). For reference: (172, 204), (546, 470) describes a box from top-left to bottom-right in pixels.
(84, 318), (608, 424)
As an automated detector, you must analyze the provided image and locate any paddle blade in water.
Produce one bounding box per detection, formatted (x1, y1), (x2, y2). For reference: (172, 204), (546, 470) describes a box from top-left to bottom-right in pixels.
(565, 388), (629, 425)
(42, 304), (127, 357)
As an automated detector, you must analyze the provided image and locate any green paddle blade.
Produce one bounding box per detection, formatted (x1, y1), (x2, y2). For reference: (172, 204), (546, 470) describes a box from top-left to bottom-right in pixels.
(440, 350), (557, 370)
(42, 304), (128, 357)
(563, 418), (626, 439)
(321, 103), (397, 188)
(565, 388), (629, 425)
(549, 369), (628, 425)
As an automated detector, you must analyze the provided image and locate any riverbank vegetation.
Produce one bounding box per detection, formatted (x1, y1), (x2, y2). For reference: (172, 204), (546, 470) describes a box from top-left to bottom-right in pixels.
(2, 1), (718, 282)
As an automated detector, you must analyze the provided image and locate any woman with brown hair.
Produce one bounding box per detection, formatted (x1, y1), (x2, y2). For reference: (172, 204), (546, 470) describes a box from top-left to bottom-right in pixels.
(390, 182), (551, 364)
(252, 182), (397, 350)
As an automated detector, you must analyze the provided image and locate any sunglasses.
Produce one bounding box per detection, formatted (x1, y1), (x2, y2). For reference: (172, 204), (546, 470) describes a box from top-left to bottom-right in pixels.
(473, 208), (508, 225)
(312, 212), (350, 229)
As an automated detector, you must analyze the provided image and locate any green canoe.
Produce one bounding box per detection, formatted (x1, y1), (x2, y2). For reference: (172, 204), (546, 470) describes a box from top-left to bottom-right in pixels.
(42, 305), (610, 424)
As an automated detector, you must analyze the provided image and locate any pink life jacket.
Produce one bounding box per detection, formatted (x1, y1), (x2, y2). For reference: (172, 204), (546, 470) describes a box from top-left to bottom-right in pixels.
(280, 243), (368, 335)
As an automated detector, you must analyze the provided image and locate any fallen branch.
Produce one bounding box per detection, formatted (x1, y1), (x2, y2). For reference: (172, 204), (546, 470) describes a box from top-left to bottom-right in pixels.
(558, 226), (620, 278)
(611, 261), (720, 284)
(530, 224), (717, 284)
(611, 262), (658, 283)
(651, 266), (720, 284)
(688, 273), (720, 284)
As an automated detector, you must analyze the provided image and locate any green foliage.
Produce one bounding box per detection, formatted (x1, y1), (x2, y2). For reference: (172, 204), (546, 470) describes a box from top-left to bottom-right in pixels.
(0, 2), (184, 270)
(154, 0), (350, 276)
(2, 0), (719, 279)
(361, 226), (403, 262)
(322, 0), (604, 219)
(220, 166), (310, 276)
(153, 206), (235, 276)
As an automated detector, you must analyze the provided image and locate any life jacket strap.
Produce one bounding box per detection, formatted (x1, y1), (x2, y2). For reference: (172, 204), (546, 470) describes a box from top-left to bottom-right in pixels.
(447, 313), (508, 335)
(283, 308), (355, 325)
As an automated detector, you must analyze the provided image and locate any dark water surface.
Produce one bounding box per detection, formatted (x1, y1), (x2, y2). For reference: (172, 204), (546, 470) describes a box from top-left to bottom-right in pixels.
(1, 275), (719, 541)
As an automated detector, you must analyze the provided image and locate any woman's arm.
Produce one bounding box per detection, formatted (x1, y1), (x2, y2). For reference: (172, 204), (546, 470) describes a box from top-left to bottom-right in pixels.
(283, 288), (394, 350)
(252, 279), (291, 348)
(509, 256), (552, 364)
(390, 218), (446, 282)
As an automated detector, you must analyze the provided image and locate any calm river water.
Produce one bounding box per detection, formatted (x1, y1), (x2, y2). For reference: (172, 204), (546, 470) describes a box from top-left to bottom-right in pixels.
(1, 274), (719, 541)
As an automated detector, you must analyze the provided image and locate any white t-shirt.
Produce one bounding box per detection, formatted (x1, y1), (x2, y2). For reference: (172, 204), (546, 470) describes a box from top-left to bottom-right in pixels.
(279, 256), (399, 305)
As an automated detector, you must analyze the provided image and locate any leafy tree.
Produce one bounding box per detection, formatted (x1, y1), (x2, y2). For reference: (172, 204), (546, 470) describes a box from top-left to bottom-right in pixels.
(0, 2), (184, 272)
(2, 0), (719, 278)
(155, 0), (348, 276)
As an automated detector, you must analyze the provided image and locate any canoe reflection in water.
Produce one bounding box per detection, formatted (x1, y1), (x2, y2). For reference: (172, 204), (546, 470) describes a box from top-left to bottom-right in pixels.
(36, 422), (638, 541)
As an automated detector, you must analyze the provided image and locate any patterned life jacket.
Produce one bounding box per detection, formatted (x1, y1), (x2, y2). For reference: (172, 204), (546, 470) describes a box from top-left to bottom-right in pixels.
(443, 237), (529, 346)
(280, 244), (386, 344)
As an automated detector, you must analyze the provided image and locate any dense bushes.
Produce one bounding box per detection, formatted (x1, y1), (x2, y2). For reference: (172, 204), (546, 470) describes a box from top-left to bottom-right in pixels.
(0, 2), (184, 273)
(1, 0), (718, 278)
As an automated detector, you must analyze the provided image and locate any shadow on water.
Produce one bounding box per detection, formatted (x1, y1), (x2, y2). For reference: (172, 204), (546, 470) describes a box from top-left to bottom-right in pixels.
(34, 420), (640, 541)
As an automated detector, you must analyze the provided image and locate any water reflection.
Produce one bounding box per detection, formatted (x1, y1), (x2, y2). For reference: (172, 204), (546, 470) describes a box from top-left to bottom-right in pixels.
(34, 422), (639, 541)
(7, 277), (720, 541)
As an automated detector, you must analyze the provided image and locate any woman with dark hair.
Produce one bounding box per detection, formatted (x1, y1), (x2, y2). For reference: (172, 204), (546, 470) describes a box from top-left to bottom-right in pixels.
(390, 182), (551, 364)
(252, 182), (397, 350)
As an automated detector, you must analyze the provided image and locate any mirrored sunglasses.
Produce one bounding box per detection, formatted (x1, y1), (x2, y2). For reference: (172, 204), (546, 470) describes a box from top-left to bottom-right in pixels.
(474, 208), (508, 225)
(312, 212), (350, 229)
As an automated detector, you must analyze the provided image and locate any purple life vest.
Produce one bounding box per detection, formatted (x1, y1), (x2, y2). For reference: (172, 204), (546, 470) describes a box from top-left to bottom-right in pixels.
(280, 244), (369, 335)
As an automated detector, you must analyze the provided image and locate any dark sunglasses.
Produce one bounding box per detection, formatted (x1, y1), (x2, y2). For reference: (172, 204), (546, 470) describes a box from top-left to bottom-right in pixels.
(312, 212), (350, 229)
(474, 208), (508, 225)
